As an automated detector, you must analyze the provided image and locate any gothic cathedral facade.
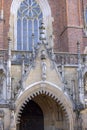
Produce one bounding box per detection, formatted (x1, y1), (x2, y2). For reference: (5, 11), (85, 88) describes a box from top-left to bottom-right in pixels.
(0, 0), (87, 130)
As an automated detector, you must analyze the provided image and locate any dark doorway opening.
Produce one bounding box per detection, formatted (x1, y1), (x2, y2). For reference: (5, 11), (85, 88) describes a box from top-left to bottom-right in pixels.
(19, 100), (44, 130)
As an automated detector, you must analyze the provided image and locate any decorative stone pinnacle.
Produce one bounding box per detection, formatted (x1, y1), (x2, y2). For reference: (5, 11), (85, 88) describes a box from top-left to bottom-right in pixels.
(77, 41), (81, 54)
(77, 41), (81, 65)
(39, 22), (46, 41)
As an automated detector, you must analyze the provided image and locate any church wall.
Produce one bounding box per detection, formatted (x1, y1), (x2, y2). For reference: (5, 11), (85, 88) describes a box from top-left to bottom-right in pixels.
(0, 0), (87, 129)
(0, 0), (86, 52)
(0, 0), (11, 49)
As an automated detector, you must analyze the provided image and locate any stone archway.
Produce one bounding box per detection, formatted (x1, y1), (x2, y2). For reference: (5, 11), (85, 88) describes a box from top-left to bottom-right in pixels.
(15, 81), (74, 130)
(17, 94), (70, 130)
(19, 100), (44, 130)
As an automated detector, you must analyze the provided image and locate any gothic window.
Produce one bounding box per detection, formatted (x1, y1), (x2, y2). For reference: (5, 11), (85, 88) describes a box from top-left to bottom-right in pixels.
(84, 72), (87, 93)
(84, 6), (87, 35)
(85, 7), (87, 25)
(17, 0), (43, 51)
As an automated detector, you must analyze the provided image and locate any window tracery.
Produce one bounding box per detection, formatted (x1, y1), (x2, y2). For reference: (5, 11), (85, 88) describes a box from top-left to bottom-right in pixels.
(84, 6), (87, 36)
(17, 0), (43, 51)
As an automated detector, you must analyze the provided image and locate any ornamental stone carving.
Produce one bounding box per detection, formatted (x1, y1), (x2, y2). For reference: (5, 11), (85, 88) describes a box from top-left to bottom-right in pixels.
(0, 69), (5, 100)
(41, 61), (47, 81)
(84, 73), (87, 93)
(10, 111), (16, 129)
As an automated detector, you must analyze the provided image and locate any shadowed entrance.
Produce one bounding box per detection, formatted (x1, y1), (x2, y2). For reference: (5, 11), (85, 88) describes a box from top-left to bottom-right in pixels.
(19, 100), (44, 130)
(17, 94), (70, 130)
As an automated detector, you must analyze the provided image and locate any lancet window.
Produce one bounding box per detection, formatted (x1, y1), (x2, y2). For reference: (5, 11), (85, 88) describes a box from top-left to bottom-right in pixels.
(17, 0), (43, 51)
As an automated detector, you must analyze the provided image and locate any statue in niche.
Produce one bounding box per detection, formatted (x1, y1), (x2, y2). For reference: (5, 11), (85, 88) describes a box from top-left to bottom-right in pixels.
(0, 70), (4, 100)
(10, 111), (16, 128)
(41, 61), (47, 81)
(84, 73), (87, 92)
(0, 117), (3, 130)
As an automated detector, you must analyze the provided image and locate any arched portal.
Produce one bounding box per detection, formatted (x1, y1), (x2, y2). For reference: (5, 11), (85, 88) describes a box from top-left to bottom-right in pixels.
(17, 94), (70, 130)
(19, 100), (44, 130)
(15, 82), (74, 130)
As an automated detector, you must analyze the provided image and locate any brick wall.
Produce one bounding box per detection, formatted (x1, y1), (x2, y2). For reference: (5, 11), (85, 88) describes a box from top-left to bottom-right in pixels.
(0, 0), (86, 53)
(0, 0), (11, 49)
(49, 0), (67, 52)
(3, 0), (11, 49)
(49, 0), (84, 52)
(0, 21), (4, 49)
(60, 0), (83, 52)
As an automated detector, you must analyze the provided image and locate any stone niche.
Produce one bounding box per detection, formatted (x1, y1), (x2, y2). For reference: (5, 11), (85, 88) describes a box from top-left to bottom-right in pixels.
(0, 68), (6, 101)
(84, 72), (87, 93)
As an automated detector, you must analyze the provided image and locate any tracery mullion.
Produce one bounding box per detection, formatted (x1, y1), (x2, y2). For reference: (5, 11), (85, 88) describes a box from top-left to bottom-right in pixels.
(37, 18), (39, 42)
(34, 18), (38, 46)
(28, 20), (32, 50)
(32, 19), (34, 50)
(31, 0), (33, 6)
(17, 0), (43, 51)
(21, 17), (23, 50)
(27, 19), (28, 50)
(23, 18), (27, 50)
(30, 0), (32, 5)
(17, 18), (21, 50)
(27, 0), (29, 50)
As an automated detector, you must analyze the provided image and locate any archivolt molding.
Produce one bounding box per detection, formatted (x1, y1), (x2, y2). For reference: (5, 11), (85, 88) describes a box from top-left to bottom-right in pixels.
(15, 81), (74, 130)
(9, 0), (53, 49)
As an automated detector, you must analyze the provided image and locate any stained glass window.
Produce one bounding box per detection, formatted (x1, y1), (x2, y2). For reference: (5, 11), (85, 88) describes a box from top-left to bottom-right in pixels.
(85, 7), (87, 26)
(17, 0), (43, 51)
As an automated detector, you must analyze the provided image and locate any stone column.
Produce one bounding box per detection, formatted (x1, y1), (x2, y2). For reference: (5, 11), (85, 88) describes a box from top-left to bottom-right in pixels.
(7, 38), (11, 100)
(77, 41), (84, 105)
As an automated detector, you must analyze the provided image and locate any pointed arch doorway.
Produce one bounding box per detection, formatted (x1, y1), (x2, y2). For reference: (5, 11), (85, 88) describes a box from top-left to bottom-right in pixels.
(19, 100), (44, 130)
(17, 94), (70, 130)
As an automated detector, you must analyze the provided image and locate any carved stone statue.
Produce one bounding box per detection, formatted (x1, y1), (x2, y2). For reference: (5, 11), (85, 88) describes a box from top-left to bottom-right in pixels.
(84, 73), (87, 92)
(41, 61), (47, 81)
(10, 111), (16, 128)
(0, 70), (4, 100)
